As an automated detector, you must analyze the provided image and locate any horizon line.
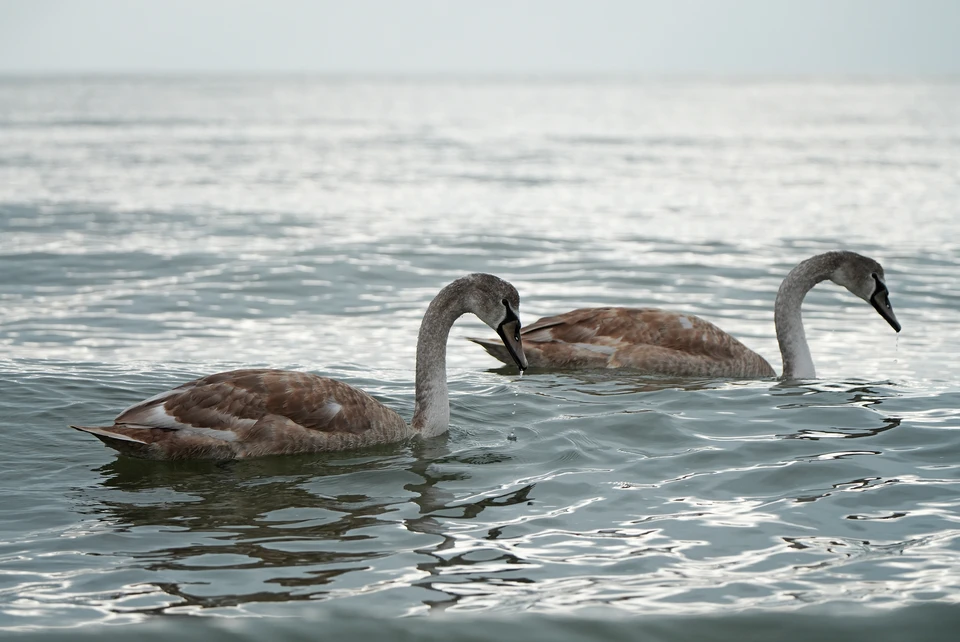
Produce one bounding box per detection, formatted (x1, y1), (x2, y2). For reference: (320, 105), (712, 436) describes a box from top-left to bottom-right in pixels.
(1, 70), (959, 80)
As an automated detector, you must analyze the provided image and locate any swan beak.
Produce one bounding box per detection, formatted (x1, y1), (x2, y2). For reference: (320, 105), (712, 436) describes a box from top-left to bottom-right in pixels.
(497, 318), (528, 371)
(870, 283), (901, 333)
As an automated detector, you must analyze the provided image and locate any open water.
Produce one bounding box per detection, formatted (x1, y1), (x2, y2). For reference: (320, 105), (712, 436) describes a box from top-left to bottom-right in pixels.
(0, 76), (959, 639)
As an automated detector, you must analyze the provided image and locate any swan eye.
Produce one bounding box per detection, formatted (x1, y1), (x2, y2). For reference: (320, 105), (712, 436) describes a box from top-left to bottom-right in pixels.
(502, 298), (509, 306)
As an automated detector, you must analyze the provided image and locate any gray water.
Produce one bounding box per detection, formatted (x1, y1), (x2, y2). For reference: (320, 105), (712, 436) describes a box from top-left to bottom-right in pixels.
(1, 76), (959, 639)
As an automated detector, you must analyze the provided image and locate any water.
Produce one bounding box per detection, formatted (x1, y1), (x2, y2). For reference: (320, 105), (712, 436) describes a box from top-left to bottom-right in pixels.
(1, 76), (959, 639)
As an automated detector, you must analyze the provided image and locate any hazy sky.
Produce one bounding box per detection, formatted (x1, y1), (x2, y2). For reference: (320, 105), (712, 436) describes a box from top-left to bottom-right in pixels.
(1, 0), (958, 75)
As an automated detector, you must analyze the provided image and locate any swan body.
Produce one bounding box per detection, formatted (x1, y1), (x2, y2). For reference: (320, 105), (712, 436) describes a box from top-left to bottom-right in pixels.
(72, 273), (528, 460)
(474, 307), (777, 378)
(471, 251), (900, 380)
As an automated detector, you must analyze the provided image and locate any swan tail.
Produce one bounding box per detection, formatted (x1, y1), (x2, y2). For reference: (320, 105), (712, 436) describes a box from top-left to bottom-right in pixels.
(70, 425), (155, 458)
(466, 337), (514, 366)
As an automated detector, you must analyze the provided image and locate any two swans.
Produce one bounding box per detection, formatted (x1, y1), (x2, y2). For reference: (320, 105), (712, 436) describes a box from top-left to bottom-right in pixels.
(71, 251), (903, 460)
(71, 274), (528, 460)
(470, 251), (900, 379)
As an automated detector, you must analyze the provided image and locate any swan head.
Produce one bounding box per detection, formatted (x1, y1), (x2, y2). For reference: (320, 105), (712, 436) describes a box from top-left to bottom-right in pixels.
(830, 252), (901, 333)
(458, 273), (528, 371)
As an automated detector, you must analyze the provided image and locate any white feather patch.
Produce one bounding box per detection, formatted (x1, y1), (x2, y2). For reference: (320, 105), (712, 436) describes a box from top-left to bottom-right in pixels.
(138, 404), (195, 430)
(186, 427), (238, 442)
(319, 401), (343, 421)
(574, 343), (616, 355)
(678, 316), (694, 329)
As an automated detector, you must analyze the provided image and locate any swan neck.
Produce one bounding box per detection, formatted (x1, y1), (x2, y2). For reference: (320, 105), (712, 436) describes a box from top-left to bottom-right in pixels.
(774, 255), (834, 379)
(412, 285), (466, 437)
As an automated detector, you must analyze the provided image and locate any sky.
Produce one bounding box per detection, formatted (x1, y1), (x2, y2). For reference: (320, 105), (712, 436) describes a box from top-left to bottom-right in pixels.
(0, 0), (958, 75)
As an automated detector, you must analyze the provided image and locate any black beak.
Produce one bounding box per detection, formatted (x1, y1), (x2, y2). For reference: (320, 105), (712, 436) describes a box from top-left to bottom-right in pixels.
(870, 277), (901, 333)
(496, 306), (528, 372)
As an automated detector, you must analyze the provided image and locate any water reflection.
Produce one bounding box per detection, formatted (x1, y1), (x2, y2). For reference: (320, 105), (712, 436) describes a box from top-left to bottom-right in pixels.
(769, 381), (900, 405)
(91, 448), (424, 612)
(783, 416), (902, 441)
(84, 439), (542, 616)
(407, 484), (538, 613)
(769, 382), (903, 440)
(488, 366), (729, 396)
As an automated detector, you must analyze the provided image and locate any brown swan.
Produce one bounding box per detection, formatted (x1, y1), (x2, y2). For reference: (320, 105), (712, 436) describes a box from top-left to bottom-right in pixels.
(72, 273), (528, 460)
(470, 251), (899, 379)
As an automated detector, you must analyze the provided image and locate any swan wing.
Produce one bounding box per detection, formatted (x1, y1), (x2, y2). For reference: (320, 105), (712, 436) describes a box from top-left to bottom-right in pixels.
(73, 369), (409, 459)
(506, 308), (774, 376)
(124, 369), (395, 434)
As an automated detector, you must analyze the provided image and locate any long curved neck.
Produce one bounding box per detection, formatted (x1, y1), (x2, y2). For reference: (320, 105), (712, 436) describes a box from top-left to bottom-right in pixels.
(774, 253), (842, 379)
(411, 284), (468, 437)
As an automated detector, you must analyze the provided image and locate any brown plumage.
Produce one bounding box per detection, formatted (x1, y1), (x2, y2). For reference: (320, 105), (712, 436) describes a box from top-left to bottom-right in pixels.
(471, 307), (775, 377)
(72, 369), (412, 460)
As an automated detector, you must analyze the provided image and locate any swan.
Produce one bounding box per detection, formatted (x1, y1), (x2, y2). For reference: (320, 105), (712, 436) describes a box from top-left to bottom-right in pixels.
(470, 251), (899, 379)
(71, 273), (528, 460)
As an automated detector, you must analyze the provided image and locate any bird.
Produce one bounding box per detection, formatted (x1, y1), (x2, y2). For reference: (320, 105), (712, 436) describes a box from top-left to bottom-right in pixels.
(71, 273), (528, 460)
(469, 251), (900, 380)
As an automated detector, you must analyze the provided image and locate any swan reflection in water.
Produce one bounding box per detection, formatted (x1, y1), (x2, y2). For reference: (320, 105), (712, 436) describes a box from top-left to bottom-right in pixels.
(83, 436), (538, 616)
(79, 374), (905, 616)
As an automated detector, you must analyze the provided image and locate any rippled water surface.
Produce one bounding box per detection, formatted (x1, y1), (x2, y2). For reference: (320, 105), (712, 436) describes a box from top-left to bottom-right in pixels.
(1, 77), (959, 639)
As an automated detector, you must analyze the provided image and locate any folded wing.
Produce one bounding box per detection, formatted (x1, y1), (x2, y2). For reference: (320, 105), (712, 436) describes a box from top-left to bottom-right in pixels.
(472, 308), (775, 377)
(72, 369), (410, 459)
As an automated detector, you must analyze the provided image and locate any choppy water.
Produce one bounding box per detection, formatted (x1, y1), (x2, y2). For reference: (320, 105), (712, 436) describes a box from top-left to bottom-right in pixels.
(1, 76), (959, 639)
